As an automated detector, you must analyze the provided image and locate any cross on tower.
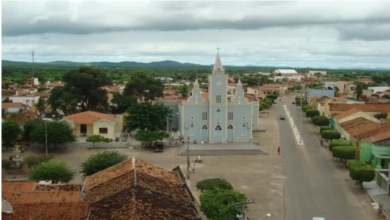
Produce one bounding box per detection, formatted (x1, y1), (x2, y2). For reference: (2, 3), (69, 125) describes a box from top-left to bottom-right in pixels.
(216, 46), (220, 53)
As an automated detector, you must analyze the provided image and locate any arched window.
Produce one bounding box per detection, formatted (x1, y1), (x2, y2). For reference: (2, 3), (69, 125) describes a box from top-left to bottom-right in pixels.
(216, 109), (221, 121)
(215, 125), (222, 130)
(202, 125), (208, 130)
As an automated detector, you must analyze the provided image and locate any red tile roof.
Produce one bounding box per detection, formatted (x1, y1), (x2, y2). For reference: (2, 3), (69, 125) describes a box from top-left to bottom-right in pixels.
(1, 181), (35, 192)
(83, 157), (199, 220)
(2, 90), (17, 97)
(2, 103), (24, 108)
(330, 103), (390, 112)
(339, 117), (383, 137)
(334, 108), (361, 120)
(258, 86), (281, 91)
(361, 130), (390, 143)
(64, 111), (116, 124)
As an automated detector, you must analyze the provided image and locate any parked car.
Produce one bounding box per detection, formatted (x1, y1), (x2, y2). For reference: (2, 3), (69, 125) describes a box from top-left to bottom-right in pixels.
(279, 115), (285, 120)
(154, 142), (164, 153)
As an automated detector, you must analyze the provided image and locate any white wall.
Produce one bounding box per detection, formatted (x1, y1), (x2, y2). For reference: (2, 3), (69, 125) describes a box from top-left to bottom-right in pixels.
(368, 86), (390, 94)
(9, 96), (40, 107)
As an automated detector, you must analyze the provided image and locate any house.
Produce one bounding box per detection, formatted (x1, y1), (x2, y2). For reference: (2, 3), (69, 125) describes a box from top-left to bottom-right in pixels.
(9, 96), (40, 107)
(2, 181), (88, 219)
(324, 81), (338, 90)
(62, 111), (123, 139)
(257, 86), (281, 96)
(336, 81), (355, 95)
(26, 77), (39, 86)
(47, 82), (65, 90)
(333, 113), (383, 141)
(308, 70), (327, 77)
(270, 75), (302, 82)
(305, 89), (334, 100)
(82, 157), (200, 220)
(368, 86), (390, 94)
(272, 69), (297, 75)
(328, 103), (390, 119)
(2, 90), (18, 97)
(2, 102), (25, 113)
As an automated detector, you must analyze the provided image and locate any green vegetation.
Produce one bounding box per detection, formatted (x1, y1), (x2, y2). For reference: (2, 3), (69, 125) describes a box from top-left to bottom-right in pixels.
(329, 140), (350, 151)
(196, 178), (233, 192)
(80, 150), (128, 177)
(306, 109), (320, 118)
(302, 105), (312, 112)
(29, 161), (75, 183)
(30, 121), (76, 149)
(332, 146), (356, 165)
(86, 135), (113, 148)
(319, 126), (333, 133)
(126, 102), (172, 132)
(24, 155), (53, 169)
(2, 121), (22, 147)
(321, 130), (341, 141)
(312, 116), (330, 127)
(349, 165), (375, 189)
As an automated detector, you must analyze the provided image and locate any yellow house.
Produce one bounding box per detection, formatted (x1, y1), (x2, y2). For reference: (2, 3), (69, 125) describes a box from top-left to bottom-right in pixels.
(63, 111), (123, 139)
(319, 97), (346, 117)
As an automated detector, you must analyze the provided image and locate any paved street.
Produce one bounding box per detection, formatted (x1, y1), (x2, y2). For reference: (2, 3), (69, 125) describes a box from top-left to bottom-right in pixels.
(276, 94), (369, 220)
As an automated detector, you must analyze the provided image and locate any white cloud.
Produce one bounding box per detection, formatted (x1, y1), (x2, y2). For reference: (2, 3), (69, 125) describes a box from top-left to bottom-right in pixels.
(2, 1), (390, 68)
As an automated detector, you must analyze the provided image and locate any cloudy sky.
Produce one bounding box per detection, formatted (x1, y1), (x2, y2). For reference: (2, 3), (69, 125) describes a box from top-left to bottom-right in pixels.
(2, 1), (390, 68)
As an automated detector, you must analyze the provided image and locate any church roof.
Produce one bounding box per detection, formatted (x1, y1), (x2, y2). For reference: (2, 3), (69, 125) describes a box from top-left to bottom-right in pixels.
(212, 50), (224, 74)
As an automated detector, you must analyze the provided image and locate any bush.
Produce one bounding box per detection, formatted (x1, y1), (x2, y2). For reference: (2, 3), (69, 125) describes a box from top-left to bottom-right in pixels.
(302, 105), (312, 112)
(196, 178), (233, 192)
(296, 99), (308, 106)
(319, 126), (333, 133)
(349, 165), (375, 189)
(28, 161), (75, 183)
(306, 110), (320, 118)
(266, 95), (278, 100)
(81, 150), (128, 177)
(2, 159), (12, 169)
(332, 146), (356, 165)
(264, 98), (273, 105)
(24, 155), (53, 169)
(312, 116), (330, 127)
(329, 141), (350, 151)
(321, 130), (341, 140)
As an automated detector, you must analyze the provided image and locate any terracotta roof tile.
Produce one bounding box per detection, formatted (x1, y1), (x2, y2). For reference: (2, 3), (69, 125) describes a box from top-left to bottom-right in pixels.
(34, 184), (83, 192)
(358, 123), (390, 140)
(82, 157), (199, 219)
(2, 90), (17, 97)
(258, 86), (281, 91)
(339, 117), (382, 137)
(334, 108), (361, 120)
(361, 130), (390, 143)
(1, 181), (35, 192)
(64, 111), (116, 124)
(2, 102), (24, 108)
(330, 103), (390, 112)
(47, 82), (64, 87)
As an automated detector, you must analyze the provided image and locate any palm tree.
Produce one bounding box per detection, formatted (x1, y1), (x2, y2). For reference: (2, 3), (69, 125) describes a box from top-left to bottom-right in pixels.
(56, 93), (78, 115)
(35, 98), (47, 117)
(354, 83), (364, 100)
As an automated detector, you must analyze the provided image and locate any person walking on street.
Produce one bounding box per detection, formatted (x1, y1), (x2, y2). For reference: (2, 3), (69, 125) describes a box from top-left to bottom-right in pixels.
(192, 164), (195, 173)
(277, 146), (281, 155)
(320, 139), (323, 146)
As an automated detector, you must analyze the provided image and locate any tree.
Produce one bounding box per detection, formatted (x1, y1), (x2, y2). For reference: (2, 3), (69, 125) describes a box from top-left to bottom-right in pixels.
(110, 93), (137, 114)
(135, 130), (169, 147)
(47, 87), (65, 112)
(306, 109), (320, 118)
(321, 130), (341, 141)
(259, 103), (270, 111)
(349, 165), (375, 189)
(81, 150), (128, 177)
(332, 146), (355, 166)
(355, 83), (364, 100)
(126, 102), (172, 132)
(179, 84), (189, 98)
(2, 121), (22, 147)
(329, 140), (350, 151)
(62, 66), (112, 111)
(24, 154), (53, 169)
(34, 98), (47, 117)
(23, 118), (45, 141)
(348, 160), (368, 184)
(123, 72), (164, 101)
(374, 112), (388, 119)
(30, 121), (76, 149)
(200, 189), (247, 220)
(56, 92), (78, 115)
(86, 135), (111, 148)
(29, 161), (75, 183)
(266, 95), (278, 100)
(312, 116), (330, 126)
(302, 105), (312, 112)
(196, 178), (233, 192)
(320, 126), (333, 133)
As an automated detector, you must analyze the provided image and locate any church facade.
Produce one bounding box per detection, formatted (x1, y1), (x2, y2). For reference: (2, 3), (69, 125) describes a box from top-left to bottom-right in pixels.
(178, 51), (259, 143)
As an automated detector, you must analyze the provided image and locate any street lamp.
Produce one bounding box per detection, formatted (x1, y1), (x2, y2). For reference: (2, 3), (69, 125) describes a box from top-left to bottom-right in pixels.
(259, 213), (271, 219)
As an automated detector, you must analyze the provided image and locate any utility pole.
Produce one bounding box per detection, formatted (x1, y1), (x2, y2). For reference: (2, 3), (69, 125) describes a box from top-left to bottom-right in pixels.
(299, 89), (303, 143)
(45, 120), (48, 155)
(355, 124), (360, 160)
(186, 137), (190, 180)
(232, 200), (255, 220)
(31, 48), (36, 109)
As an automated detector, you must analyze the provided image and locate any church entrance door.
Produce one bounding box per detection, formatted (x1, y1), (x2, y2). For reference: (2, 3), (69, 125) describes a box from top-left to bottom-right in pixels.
(214, 125), (222, 143)
(202, 125), (208, 142)
(227, 125), (233, 142)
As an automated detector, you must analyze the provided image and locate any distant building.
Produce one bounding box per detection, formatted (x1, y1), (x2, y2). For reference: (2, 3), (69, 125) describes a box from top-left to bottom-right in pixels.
(308, 71), (327, 77)
(272, 69), (298, 75)
(306, 89), (335, 100)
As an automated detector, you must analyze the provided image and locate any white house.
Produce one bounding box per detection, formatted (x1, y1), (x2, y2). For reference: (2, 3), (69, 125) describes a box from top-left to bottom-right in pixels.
(368, 86), (390, 94)
(273, 69), (297, 75)
(2, 102), (25, 113)
(9, 96), (40, 107)
(270, 75), (302, 82)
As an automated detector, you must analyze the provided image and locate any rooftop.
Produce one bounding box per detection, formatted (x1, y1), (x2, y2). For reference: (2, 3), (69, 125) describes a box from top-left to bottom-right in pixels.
(2, 102), (24, 108)
(334, 108), (361, 120)
(64, 111), (116, 124)
(339, 117), (383, 137)
(330, 103), (390, 112)
(361, 130), (390, 143)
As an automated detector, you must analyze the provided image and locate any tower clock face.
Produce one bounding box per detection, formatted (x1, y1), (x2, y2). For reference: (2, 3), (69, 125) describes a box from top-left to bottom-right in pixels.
(217, 81), (222, 86)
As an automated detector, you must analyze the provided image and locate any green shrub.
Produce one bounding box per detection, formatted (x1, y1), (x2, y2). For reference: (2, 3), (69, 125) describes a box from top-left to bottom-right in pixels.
(349, 165), (375, 188)
(266, 95), (278, 100)
(2, 159), (12, 169)
(302, 105), (312, 112)
(312, 116), (330, 126)
(306, 110), (320, 118)
(321, 130), (341, 140)
(319, 126), (332, 133)
(332, 146), (356, 165)
(24, 155), (53, 169)
(196, 178), (233, 192)
(329, 141), (350, 151)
